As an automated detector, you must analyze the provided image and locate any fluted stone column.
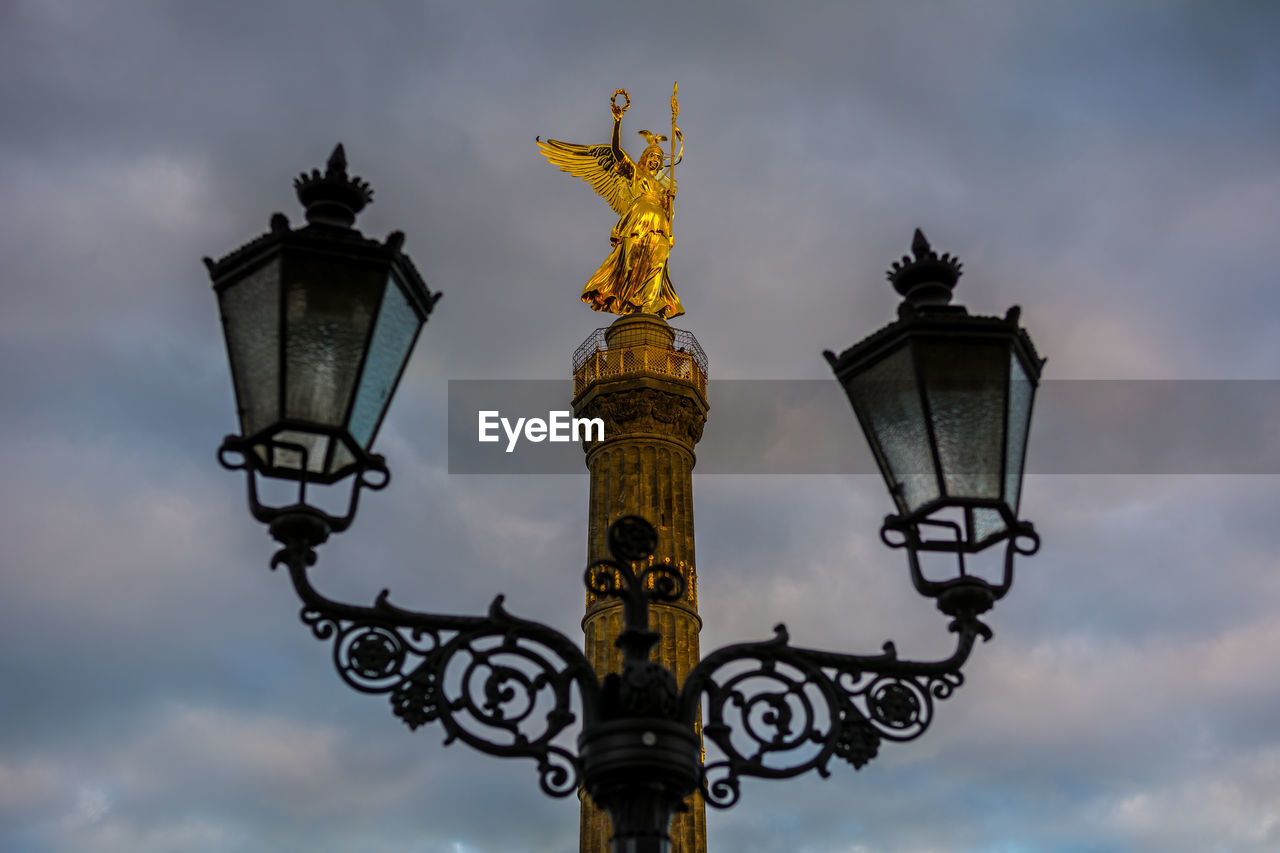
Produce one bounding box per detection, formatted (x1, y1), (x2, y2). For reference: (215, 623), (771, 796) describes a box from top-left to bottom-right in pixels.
(573, 314), (709, 853)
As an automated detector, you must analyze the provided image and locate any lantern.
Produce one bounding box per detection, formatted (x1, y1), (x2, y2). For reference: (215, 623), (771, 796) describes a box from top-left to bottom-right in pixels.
(207, 145), (439, 525)
(826, 230), (1043, 571)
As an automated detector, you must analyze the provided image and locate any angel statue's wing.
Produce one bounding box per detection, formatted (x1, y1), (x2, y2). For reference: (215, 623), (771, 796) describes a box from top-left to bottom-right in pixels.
(537, 138), (635, 217)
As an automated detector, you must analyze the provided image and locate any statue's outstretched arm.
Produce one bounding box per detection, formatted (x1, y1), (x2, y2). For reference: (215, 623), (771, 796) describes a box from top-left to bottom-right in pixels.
(610, 113), (625, 169)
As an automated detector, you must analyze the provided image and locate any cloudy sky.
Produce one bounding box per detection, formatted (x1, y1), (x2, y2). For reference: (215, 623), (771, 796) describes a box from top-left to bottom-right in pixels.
(3, 1), (1280, 851)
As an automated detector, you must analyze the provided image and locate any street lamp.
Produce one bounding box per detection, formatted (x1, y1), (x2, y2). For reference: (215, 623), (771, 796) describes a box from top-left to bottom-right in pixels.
(205, 144), (440, 531)
(825, 229), (1045, 632)
(208, 146), (1043, 853)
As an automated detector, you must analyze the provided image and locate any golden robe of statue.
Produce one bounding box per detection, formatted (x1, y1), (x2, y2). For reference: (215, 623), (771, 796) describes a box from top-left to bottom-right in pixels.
(538, 88), (684, 319)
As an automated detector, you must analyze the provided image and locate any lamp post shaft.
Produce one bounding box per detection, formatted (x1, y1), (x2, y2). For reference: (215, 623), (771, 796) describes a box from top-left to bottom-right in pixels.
(580, 718), (700, 852)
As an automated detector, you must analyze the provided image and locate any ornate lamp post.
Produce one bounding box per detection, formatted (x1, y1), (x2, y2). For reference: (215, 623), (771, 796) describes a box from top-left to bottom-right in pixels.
(208, 147), (1043, 853)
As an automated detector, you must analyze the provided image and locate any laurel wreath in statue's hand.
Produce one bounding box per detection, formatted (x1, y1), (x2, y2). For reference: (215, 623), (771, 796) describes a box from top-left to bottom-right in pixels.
(611, 89), (630, 120)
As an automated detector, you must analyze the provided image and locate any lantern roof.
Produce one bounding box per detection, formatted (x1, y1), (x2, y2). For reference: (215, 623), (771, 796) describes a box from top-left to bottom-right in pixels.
(202, 144), (440, 319)
(824, 230), (1044, 378)
(824, 305), (1045, 377)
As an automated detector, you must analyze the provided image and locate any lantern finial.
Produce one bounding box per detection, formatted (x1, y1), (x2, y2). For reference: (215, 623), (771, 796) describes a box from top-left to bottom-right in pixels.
(911, 228), (931, 257)
(327, 142), (347, 174)
(886, 228), (963, 309)
(293, 142), (374, 227)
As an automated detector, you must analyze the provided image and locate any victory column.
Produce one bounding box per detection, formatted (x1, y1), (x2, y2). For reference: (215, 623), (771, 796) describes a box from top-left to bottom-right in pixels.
(541, 85), (710, 853)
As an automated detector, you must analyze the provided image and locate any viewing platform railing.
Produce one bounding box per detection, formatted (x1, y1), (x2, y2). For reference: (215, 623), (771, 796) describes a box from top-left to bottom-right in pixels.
(573, 325), (708, 397)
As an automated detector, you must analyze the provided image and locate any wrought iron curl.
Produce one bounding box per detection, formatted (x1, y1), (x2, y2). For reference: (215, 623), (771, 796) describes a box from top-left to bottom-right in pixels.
(300, 607), (338, 640)
(1010, 521), (1041, 556)
(583, 557), (687, 605)
(357, 462), (391, 491)
(584, 558), (626, 598)
(690, 628), (844, 807)
(449, 633), (570, 732)
(930, 670), (964, 699)
(538, 745), (580, 797)
(701, 764), (742, 809)
(638, 562), (686, 603)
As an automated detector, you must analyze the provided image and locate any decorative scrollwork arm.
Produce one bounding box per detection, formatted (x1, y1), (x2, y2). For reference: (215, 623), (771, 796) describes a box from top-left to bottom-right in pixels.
(679, 620), (981, 809)
(268, 511), (600, 798)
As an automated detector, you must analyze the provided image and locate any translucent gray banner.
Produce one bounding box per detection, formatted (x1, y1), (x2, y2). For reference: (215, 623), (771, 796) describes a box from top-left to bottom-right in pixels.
(447, 380), (1280, 475)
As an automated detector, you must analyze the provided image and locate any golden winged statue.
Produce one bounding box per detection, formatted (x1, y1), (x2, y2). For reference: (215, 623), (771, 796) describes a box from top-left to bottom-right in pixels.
(538, 86), (684, 319)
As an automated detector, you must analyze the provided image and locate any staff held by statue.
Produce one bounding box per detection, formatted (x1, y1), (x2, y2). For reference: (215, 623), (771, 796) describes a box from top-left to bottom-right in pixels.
(669, 81), (680, 193)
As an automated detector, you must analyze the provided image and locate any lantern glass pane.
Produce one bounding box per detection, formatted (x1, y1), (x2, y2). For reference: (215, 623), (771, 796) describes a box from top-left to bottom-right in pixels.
(283, 261), (382, 429)
(1005, 350), (1034, 515)
(330, 441), (356, 474)
(273, 429), (331, 475)
(218, 259), (280, 443)
(972, 507), (1005, 544)
(918, 340), (1006, 502)
(848, 345), (938, 514)
(349, 277), (421, 449)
